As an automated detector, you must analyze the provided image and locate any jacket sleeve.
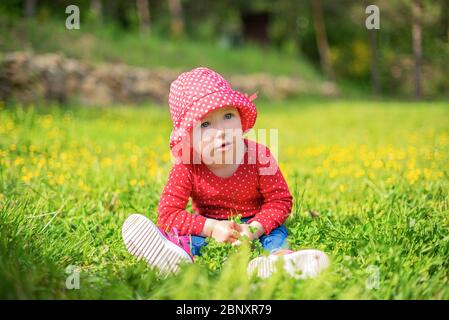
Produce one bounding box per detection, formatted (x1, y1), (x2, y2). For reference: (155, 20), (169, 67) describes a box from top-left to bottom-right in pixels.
(157, 163), (207, 236)
(247, 145), (293, 235)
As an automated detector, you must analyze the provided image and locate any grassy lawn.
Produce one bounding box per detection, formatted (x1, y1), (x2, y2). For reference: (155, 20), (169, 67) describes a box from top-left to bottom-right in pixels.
(0, 100), (448, 299)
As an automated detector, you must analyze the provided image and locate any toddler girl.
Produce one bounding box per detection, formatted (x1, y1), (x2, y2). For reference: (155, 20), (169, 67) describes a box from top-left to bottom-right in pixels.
(122, 67), (329, 279)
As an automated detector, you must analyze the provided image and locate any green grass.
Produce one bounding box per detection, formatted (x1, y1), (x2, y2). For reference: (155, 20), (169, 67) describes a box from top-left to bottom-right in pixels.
(0, 99), (448, 299)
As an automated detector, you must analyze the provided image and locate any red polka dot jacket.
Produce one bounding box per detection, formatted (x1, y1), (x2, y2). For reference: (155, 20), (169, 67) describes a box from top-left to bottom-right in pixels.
(157, 139), (293, 236)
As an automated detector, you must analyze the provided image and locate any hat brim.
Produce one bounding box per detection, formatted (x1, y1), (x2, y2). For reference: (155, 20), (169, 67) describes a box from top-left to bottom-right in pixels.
(169, 89), (257, 152)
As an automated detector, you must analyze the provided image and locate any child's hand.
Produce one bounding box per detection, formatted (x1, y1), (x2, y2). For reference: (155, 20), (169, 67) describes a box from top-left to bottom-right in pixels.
(210, 220), (242, 243)
(238, 223), (255, 241)
(231, 224), (253, 247)
(232, 222), (265, 246)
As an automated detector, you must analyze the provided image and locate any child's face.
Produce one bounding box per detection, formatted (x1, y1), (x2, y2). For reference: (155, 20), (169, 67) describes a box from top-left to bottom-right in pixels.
(190, 106), (244, 164)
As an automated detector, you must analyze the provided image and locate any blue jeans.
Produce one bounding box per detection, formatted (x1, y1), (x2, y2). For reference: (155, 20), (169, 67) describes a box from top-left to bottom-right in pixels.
(187, 216), (289, 256)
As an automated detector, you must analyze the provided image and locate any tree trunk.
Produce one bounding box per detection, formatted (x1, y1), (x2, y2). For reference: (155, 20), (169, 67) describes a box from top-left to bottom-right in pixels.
(90, 0), (102, 22)
(447, 0), (449, 42)
(136, 0), (150, 34)
(369, 29), (381, 96)
(24, 0), (37, 18)
(311, 0), (335, 81)
(168, 0), (184, 38)
(412, 0), (422, 100)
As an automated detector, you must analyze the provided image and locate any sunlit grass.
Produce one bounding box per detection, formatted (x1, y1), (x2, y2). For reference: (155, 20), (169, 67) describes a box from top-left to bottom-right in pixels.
(0, 99), (448, 299)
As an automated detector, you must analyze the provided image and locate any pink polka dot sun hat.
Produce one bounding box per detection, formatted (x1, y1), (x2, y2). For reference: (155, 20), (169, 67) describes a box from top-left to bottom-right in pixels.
(168, 67), (258, 156)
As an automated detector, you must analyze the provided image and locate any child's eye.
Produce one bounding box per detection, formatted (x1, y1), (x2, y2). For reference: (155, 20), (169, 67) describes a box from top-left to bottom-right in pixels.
(224, 113), (234, 120)
(201, 121), (210, 128)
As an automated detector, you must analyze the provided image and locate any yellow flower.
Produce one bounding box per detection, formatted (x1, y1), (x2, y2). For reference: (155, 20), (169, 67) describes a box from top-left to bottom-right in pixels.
(328, 168), (338, 178)
(371, 159), (383, 169)
(397, 150), (406, 160)
(423, 168), (432, 180)
(37, 158), (46, 169)
(148, 166), (158, 177)
(438, 133), (448, 146)
(101, 157), (113, 167)
(14, 157), (24, 166)
(41, 115), (53, 128)
(56, 174), (65, 185)
(21, 175), (32, 183)
(407, 159), (416, 169)
(78, 181), (91, 192)
(130, 155), (138, 167)
(406, 169), (421, 184)
(163, 152), (171, 163)
(60, 152), (68, 161)
(354, 168), (365, 178)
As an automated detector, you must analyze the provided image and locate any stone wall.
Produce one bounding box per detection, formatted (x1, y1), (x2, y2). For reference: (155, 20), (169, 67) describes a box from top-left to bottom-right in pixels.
(0, 51), (337, 106)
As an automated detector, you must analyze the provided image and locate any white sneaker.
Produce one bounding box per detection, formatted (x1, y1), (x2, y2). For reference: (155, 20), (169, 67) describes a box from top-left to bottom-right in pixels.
(121, 214), (193, 277)
(247, 249), (330, 279)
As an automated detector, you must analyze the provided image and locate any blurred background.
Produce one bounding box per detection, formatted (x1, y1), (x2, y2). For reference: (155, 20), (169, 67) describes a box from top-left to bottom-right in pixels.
(0, 0), (448, 106)
(1, 1), (449, 300)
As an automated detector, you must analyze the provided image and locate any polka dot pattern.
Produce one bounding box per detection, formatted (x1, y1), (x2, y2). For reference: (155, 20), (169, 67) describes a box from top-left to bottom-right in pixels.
(157, 139), (293, 236)
(168, 67), (257, 156)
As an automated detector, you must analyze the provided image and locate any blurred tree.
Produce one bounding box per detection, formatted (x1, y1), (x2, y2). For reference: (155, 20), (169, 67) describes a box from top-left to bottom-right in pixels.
(104, 0), (134, 29)
(445, 0), (449, 42)
(24, 0), (37, 18)
(363, 0), (380, 96)
(441, 0), (449, 43)
(240, 11), (270, 46)
(412, 0), (423, 99)
(168, 0), (184, 37)
(0, 0), (447, 98)
(90, 0), (102, 22)
(311, 0), (335, 81)
(369, 25), (380, 96)
(136, 0), (151, 34)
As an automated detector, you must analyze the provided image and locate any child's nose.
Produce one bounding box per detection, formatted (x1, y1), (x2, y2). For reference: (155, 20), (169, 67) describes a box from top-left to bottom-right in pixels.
(214, 128), (225, 139)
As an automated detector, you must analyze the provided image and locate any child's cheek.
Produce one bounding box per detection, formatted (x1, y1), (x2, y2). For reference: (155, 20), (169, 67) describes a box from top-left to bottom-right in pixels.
(201, 134), (215, 148)
(201, 140), (215, 158)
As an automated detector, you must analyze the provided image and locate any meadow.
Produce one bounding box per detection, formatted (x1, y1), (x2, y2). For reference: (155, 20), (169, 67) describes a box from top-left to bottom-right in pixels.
(0, 99), (448, 299)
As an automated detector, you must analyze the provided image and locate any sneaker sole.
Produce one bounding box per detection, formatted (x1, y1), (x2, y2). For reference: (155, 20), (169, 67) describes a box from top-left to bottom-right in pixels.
(247, 249), (330, 279)
(122, 214), (193, 277)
